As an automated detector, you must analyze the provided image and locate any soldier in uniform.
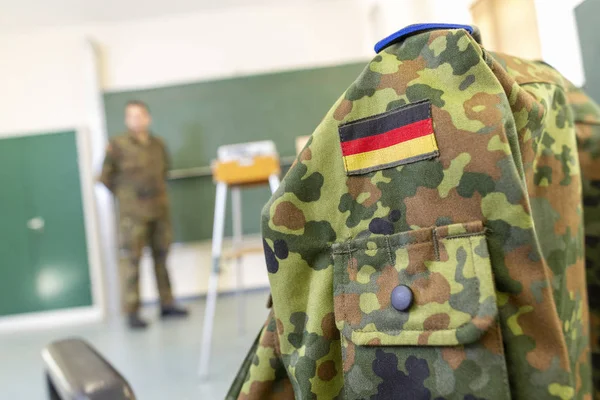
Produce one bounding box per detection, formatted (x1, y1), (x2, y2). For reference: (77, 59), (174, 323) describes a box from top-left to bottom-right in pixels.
(228, 24), (600, 399)
(100, 101), (188, 329)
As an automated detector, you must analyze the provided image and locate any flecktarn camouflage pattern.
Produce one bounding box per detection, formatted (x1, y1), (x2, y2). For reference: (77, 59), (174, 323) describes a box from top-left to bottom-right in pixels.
(100, 134), (174, 313)
(227, 24), (600, 399)
(100, 134), (170, 221)
(570, 86), (600, 398)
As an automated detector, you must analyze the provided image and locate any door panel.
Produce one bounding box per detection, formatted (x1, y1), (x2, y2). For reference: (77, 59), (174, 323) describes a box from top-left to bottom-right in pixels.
(0, 137), (36, 315)
(22, 131), (92, 311)
(0, 131), (92, 316)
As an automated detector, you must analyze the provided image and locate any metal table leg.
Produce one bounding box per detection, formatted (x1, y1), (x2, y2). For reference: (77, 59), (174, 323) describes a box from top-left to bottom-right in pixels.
(199, 182), (228, 378)
(231, 186), (245, 335)
(268, 174), (280, 193)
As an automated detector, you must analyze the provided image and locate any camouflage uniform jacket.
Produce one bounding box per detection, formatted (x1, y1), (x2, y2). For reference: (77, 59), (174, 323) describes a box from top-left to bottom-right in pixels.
(100, 133), (170, 220)
(229, 25), (600, 399)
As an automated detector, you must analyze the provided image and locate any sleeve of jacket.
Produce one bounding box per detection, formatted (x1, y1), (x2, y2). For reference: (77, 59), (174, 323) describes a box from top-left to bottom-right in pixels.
(226, 311), (294, 400)
(568, 85), (600, 395)
(229, 109), (349, 399)
(99, 140), (118, 192)
(158, 137), (171, 179)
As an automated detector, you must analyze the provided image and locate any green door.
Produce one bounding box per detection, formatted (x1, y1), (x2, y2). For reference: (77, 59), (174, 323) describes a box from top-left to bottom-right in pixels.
(0, 131), (92, 315)
(0, 137), (35, 315)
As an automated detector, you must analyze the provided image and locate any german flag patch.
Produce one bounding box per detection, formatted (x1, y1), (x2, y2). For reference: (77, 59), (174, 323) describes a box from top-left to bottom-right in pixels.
(338, 100), (439, 175)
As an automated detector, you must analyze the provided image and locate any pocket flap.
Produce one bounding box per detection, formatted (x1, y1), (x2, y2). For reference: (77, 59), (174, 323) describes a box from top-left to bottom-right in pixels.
(332, 221), (498, 346)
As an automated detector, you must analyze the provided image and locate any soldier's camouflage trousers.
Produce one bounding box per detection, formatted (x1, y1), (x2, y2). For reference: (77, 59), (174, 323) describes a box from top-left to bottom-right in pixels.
(119, 216), (174, 314)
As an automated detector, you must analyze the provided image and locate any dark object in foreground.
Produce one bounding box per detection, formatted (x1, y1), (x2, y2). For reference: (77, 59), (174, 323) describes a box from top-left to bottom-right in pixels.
(128, 313), (149, 329)
(42, 338), (136, 400)
(160, 305), (189, 318)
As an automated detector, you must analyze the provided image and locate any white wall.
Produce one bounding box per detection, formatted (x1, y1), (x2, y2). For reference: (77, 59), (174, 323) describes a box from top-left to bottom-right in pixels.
(0, 30), (87, 135)
(535, 0), (586, 87)
(0, 1), (373, 135)
(0, 0), (588, 137)
(96, 2), (373, 92)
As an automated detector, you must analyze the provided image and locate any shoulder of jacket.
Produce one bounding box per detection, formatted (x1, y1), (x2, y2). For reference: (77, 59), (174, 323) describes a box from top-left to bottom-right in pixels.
(108, 134), (134, 155)
(152, 135), (164, 143)
(374, 23), (479, 53)
(152, 135), (167, 148)
(566, 86), (600, 124)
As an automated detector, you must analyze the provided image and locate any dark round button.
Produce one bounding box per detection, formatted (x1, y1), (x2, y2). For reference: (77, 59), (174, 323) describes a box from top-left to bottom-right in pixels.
(391, 285), (413, 312)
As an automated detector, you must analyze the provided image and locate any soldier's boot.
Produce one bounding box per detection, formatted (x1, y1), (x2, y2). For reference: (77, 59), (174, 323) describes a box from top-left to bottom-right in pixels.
(151, 247), (186, 319)
(128, 313), (149, 329)
(160, 305), (189, 319)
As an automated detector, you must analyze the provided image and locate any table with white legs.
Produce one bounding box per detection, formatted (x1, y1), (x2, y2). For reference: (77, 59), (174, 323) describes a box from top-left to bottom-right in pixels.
(198, 141), (281, 379)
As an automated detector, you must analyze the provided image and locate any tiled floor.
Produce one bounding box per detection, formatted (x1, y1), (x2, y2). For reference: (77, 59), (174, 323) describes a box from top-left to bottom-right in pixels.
(0, 289), (271, 400)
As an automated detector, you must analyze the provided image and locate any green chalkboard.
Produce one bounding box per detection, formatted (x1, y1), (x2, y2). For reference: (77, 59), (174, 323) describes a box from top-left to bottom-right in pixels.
(104, 62), (366, 242)
(576, 0), (600, 103)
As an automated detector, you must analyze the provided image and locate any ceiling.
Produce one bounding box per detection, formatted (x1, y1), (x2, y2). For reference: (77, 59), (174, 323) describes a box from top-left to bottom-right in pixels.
(0, 0), (331, 33)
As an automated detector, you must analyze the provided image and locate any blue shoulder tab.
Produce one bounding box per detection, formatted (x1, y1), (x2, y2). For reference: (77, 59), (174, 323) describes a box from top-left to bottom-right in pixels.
(374, 23), (474, 53)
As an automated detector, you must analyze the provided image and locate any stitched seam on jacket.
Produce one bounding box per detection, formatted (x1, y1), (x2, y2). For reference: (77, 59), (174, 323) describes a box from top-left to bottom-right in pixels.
(332, 230), (485, 254)
(333, 238), (434, 254)
(342, 241), (354, 338)
(385, 236), (393, 266)
(432, 228), (440, 262)
(444, 231), (486, 240)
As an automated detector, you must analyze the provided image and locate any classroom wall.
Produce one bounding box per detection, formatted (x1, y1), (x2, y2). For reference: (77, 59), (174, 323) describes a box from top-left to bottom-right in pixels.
(0, 1), (373, 134)
(0, 32), (107, 329)
(535, 0), (586, 87)
(369, 0), (473, 42)
(0, 31), (87, 135)
(96, 3), (373, 92)
(0, 0), (589, 321)
(0, 0), (588, 137)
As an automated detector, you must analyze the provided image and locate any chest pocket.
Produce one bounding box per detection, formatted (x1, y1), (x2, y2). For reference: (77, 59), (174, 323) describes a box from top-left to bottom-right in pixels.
(332, 221), (510, 400)
(119, 146), (144, 173)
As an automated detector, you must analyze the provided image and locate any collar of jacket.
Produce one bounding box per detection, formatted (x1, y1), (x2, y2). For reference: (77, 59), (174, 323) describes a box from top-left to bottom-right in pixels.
(374, 23), (480, 53)
(127, 131), (153, 145)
